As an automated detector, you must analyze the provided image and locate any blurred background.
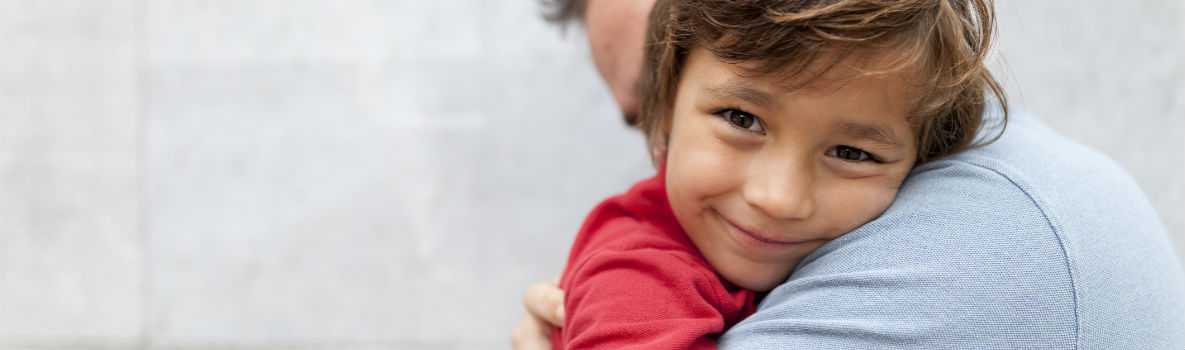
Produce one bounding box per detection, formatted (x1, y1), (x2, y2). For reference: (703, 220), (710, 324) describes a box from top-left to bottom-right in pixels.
(0, 0), (1181, 349)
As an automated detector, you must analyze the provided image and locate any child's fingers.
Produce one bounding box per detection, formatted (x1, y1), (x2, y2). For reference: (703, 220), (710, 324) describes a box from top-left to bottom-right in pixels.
(511, 316), (555, 350)
(523, 280), (566, 326)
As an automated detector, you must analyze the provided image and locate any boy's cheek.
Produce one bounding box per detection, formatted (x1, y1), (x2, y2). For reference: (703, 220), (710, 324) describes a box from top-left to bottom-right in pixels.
(666, 132), (748, 202)
(817, 178), (900, 235)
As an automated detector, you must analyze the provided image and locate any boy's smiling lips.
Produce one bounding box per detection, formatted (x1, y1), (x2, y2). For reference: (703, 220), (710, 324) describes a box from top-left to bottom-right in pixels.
(713, 209), (807, 247)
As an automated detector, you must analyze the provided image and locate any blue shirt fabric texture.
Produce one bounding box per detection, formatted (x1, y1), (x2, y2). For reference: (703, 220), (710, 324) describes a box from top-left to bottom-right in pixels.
(719, 110), (1185, 349)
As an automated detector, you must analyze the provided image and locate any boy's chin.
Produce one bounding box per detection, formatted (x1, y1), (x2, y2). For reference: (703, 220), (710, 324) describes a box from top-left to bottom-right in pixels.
(717, 261), (794, 292)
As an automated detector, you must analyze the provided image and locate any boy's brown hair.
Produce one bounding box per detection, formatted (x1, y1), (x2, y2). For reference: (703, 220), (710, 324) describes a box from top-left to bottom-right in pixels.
(634, 0), (1008, 163)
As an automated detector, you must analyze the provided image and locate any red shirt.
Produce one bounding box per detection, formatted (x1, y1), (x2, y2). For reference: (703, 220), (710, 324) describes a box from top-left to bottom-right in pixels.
(551, 172), (759, 349)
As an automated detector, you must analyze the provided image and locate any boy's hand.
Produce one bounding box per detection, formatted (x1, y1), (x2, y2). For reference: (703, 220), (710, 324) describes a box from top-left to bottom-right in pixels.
(511, 279), (566, 350)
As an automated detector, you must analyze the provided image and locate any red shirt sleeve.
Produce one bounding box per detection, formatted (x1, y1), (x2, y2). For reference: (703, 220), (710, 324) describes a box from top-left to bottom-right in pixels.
(560, 248), (729, 350)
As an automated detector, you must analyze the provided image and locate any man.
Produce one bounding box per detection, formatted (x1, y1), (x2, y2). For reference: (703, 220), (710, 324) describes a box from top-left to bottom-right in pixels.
(514, 0), (1185, 348)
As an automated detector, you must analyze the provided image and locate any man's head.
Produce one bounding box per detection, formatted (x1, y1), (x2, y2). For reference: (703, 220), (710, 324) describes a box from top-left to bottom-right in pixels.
(544, 0), (658, 121)
(641, 0), (1007, 291)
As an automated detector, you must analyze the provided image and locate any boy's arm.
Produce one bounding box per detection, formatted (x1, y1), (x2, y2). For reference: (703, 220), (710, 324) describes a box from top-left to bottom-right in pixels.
(561, 248), (731, 350)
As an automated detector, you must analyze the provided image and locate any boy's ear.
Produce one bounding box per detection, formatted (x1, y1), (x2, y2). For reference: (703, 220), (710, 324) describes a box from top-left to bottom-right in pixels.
(649, 130), (669, 167)
(655, 114), (674, 161)
(650, 144), (667, 166)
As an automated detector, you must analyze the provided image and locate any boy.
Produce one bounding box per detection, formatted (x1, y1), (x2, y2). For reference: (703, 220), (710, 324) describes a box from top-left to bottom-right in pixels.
(553, 0), (1007, 348)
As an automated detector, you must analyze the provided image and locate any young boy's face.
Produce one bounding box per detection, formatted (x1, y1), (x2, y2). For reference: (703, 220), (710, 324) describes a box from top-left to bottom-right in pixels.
(665, 47), (919, 291)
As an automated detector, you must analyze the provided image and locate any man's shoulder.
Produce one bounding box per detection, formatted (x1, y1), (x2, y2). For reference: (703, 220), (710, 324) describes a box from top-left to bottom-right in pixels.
(800, 114), (1084, 273)
(862, 111), (1173, 266)
(943, 112), (1185, 348)
(723, 111), (1185, 349)
(723, 118), (1085, 348)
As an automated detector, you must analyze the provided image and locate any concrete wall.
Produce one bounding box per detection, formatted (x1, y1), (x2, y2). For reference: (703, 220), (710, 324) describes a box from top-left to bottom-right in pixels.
(0, 1), (1180, 349)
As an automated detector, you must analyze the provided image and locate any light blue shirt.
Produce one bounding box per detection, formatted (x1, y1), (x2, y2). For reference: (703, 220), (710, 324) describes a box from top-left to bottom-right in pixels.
(720, 110), (1185, 349)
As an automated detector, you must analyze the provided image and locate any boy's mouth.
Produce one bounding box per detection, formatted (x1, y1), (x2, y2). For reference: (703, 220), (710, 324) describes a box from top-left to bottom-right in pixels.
(715, 210), (802, 246)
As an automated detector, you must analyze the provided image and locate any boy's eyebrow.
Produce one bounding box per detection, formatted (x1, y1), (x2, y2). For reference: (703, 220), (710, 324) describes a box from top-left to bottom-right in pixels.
(842, 121), (902, 147)
(704, 82), (775, 107)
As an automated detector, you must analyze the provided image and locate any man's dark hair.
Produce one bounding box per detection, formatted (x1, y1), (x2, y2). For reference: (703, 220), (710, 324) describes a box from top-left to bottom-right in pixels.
(540, 0), (585, 24)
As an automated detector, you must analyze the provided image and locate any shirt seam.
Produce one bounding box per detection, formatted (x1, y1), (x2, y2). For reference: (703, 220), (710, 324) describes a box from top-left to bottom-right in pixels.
(949, 157), (1081, 350)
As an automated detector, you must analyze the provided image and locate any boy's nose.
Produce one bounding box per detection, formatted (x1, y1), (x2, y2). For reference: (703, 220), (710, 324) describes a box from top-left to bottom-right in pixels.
(741, 160), (816, 221)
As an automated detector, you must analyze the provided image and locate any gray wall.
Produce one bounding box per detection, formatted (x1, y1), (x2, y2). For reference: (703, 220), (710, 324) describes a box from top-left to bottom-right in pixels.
(0, 1), (1180, 349)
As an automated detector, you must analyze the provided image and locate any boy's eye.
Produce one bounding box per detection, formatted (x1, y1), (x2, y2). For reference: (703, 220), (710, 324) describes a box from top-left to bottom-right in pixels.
(827, 145), (876, 162)
(717, 108), (766, 134)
